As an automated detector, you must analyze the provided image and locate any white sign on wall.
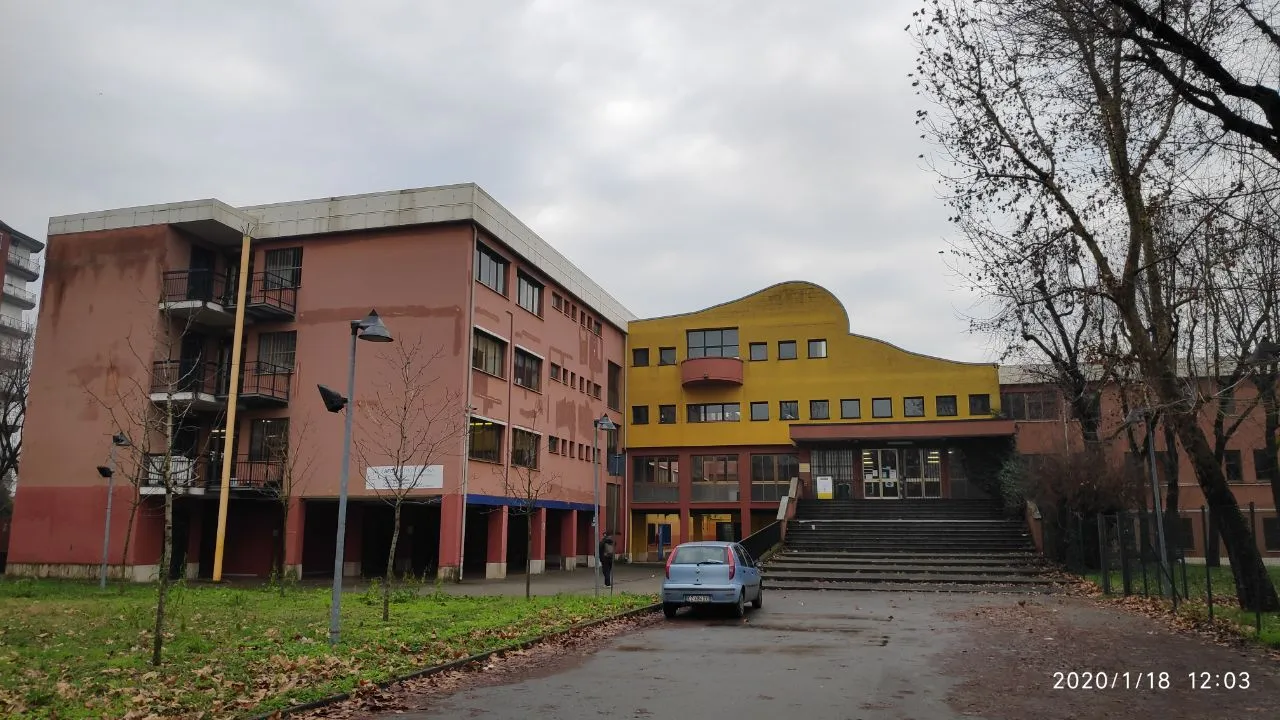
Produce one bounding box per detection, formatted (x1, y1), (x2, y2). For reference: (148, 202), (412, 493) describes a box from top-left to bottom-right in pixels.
(365, 465), (444, 491)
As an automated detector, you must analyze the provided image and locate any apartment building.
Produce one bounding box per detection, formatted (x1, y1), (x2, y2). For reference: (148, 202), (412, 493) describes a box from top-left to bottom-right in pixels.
(624, 281), (1010, 559)
(6, 184), (631, 582)
(0, 219), (41, 367)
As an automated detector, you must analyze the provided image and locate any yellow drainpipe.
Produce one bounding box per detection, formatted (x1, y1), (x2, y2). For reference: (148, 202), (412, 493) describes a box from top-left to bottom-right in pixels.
(211, 233), (253, 581)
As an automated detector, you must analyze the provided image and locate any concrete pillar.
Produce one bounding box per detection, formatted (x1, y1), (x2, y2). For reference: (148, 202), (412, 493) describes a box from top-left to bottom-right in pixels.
(679, 506), (692, 545)
(579, 511), (595, 567)
(486, 506), (508, 579)
(530, 507), (547, 574)
(437, 493), (462, 581)
(560, 509), (578, 569)
(282, 498), (305, 580)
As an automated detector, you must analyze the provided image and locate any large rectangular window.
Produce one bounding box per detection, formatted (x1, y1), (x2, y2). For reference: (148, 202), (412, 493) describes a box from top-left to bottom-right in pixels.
(512, 428), (539, 469)
(516, 272), (542, 316)
(1000, 390), (1059, 420)
(256, 331), (296, 371)
(473, 330), (506, 377)
(687, 403), (741, 422)
(969, 393), (992, 415)
(840, 398), (861, 419)
(469, 418), (503, 463)
(264, 247), (303, 288)
(687, 328), (739, 358)
(249, 418), (289, 460)
(474, 243), (507, 295)
(691, 455), (739, 482)
(513, 349), (542, 391)
(607, 361), (622, 410)
(751, 453), (799, 482)
(633, 455), (679, 483)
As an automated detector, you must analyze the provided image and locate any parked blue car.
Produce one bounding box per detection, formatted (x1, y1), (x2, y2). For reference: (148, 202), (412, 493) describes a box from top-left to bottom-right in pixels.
(661, 541), (763, 618)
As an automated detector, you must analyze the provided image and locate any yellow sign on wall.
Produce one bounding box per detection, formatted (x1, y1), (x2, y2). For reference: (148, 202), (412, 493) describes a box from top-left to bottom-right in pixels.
(815, 475), (834, 500)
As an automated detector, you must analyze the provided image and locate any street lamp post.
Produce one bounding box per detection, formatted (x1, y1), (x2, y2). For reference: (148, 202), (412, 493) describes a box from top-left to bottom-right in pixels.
(318, 310), (393, 647)
(592, 413), (617, 597)
(97, 432), (131, 590)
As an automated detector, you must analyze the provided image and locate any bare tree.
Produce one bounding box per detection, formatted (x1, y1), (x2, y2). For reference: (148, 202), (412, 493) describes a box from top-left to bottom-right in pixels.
(494, 400), (558, 600)
(0, 335), (31, 484)
(262, 412), (316, 594)
(357, 334), (465, 621)
(912, 0), (1279, 609)
(81, 276), (217, 664)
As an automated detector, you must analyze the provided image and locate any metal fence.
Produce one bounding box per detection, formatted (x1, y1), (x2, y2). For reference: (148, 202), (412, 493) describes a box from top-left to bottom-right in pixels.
(742, 520), (782, 562)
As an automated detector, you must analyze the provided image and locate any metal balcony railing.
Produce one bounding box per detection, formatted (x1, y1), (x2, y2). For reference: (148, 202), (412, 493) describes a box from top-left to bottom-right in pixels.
(632, 482), (680, 502)
(151, 360), (222, 396)
(691, 482), (740, 502)
(217, 361), (292, 403)
(161, 269), (231, 305)
(141, 454), (200, 488)
(224, 271), (297, 317)
(2, 283), (36, 305)
(6, 250), (40, 277)
(0, 315), (34, 336)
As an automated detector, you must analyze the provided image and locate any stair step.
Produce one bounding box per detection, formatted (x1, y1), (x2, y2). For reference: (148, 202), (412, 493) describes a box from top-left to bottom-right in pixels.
(763, 570), (1056, 584)
(769, 556), (1045, 567)
(767, 581), (1056, 594)
(764, 563), (1047, 576)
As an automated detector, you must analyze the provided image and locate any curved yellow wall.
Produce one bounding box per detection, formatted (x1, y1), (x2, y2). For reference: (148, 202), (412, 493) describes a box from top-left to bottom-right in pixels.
(626, 281), (1001, 449)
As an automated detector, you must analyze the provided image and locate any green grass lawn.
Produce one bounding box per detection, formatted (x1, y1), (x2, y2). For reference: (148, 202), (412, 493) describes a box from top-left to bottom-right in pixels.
(0, 578), (657, 719)
(1085, 563), (1280, 648)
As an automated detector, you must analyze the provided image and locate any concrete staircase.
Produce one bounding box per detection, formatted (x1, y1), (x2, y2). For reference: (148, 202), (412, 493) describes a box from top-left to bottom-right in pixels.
(763, 499), (1060, 593)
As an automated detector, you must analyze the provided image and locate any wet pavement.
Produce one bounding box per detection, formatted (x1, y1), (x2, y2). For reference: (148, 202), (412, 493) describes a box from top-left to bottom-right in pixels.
(383, 590), (1006, 720)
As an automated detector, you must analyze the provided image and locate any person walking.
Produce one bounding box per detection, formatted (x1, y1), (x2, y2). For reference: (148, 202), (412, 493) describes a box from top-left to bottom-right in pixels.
(598, 532), (616, 587)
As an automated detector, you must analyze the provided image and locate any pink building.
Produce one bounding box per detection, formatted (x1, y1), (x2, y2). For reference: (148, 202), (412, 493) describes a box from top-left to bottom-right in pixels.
(7, 184), (632, 582)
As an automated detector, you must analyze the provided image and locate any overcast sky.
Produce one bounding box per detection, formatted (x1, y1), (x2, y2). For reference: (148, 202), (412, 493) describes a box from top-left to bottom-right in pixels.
(0, 0), (999, 362)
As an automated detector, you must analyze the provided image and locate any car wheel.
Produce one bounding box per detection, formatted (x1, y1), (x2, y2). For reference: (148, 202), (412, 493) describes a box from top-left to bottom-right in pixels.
(732, 592), (745, 618)
(662, 602), (679, 619)
(751, 585), (763, 610)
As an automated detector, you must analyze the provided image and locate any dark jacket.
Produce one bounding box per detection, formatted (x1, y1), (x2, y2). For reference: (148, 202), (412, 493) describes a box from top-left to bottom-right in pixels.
(598, 536), (615, 561)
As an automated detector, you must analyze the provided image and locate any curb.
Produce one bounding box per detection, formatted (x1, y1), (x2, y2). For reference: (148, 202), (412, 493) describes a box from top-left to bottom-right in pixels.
(250, 601), (661, 719)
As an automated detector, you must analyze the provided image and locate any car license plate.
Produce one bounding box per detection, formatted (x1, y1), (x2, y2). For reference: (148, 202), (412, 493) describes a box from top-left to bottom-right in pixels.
(686, 595), (711, 603)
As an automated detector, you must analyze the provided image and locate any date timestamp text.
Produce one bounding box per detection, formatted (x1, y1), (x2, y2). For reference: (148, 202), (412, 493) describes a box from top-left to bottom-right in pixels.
(1052, 671), (1252, 690)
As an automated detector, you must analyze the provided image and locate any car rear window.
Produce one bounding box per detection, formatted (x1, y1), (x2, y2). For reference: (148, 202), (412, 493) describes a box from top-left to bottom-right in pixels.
(671, 545), (728, 565)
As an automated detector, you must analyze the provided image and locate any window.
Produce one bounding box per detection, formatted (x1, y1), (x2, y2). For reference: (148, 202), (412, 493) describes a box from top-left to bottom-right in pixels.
(633, 348), (650, 367)
(256, 331), (296, 371)
(591, 382), (601, 399)
(779, 400), (799, 421)
(1000, 391), (1059, 420)
(552, 293), (563, 312)
(592, 318), (603, 335)
(840, 399), (861, 419)
(548, 436), (559, 454)
(607, 362), (622, 410)
(513, 349), (542, 391)
(570, 371), (576, 387)
(749, 342), (767, 361)
(634, 455), (679, 483)
(468, 418), (503, 462)
(687, 328), (739, 358)
(571, 305), (577, 321)
(512, 429), (539, 469)
(474, 243), (507, 295)
(249, 418), (289, 461)
(687, 403), (741, 422)
(872, 397), (893, 418)
(1225, 449), (1243, 483)
(691, 455), (738, 482)
(550, 363), (561, 382)
(658, 347), (677, 365)
(472, 330), (506, 377)
(751, 453), (799, 482)
(632, 406), (649, 424)
(936, 395), (958, 417)
(750, 401), (769, 421)
(1255, 449), (1276, 482)
(516, 273), (542, 316)
(658, 404), (677, 424)
(807, 339), (827, 358)
(809, 400), (830, 420)
(778, 341), (797, 360)
(264, 247), (302, 288)
(969, 393), (992, 415)
(904, 396), (925, 417)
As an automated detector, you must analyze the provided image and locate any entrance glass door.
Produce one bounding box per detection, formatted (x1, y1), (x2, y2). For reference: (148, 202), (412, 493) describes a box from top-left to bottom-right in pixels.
(861, 449), (900, 499)
(903, 449), (924, 497)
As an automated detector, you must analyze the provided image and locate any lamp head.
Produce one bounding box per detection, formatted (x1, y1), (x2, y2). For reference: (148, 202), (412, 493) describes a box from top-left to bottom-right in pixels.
(595, 414), (617, 431)
(356, 309), (394, 343)
(96, 465), (113, 478)
(317, 384), (349, 413)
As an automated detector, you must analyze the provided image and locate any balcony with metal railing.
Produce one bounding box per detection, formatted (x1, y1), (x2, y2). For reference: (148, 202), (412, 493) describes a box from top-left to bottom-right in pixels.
(0, 314), (34, 337)
(224, 271), (297, 321)
(2, 283), (36, 309)
(5, 250), (40, 281)
(691, 482), (741, 502)
(149, 360), (225, 412)
(216, 361), (292, 407)
(139, 453), (285, 493)
(159, 270), (236, 328)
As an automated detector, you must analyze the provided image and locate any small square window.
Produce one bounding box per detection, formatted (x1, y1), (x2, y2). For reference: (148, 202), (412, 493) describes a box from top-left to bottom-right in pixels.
(968, 394), (991, 415)
(872, 398), (893, 418)
(659, 347), (677, 365)
(936, 395), (958, 417)
(749, 343), (768, 361)
(840, 399), (861, 419)
(807, 339), (827, 358)
(632, 405), (649, 425)
(778, 341), (797, 360)
(633, 348), (650, 367)
(548, 436), (559, 453)
(810, 399), (830, 420)
(904, 396), (925, 417)
(659, 404), (677, 424)
(750, 401), (769, 421)
(780, 400), (799, 421)
(550, 363), (561, 382)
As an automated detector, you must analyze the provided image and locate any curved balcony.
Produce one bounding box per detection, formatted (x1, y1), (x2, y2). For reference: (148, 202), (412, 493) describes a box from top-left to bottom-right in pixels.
(680, 356), (744, 388)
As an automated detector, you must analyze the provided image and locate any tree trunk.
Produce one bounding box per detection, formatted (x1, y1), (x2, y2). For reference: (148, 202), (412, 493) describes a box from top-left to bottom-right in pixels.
(151, 491), (173, 666)
(1173, 413), (1280, 611)
(525, 511), (533, 600)
(118, 498), (139, 588)
(1073, 391), (1102, 445)
(383, 502), (401, 622)
(277, 502), (289, 597)
(1259, 371), (1280, 512)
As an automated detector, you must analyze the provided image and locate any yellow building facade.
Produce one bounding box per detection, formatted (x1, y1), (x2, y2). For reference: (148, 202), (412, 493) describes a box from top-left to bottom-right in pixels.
(625, 281), (1014, 559)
